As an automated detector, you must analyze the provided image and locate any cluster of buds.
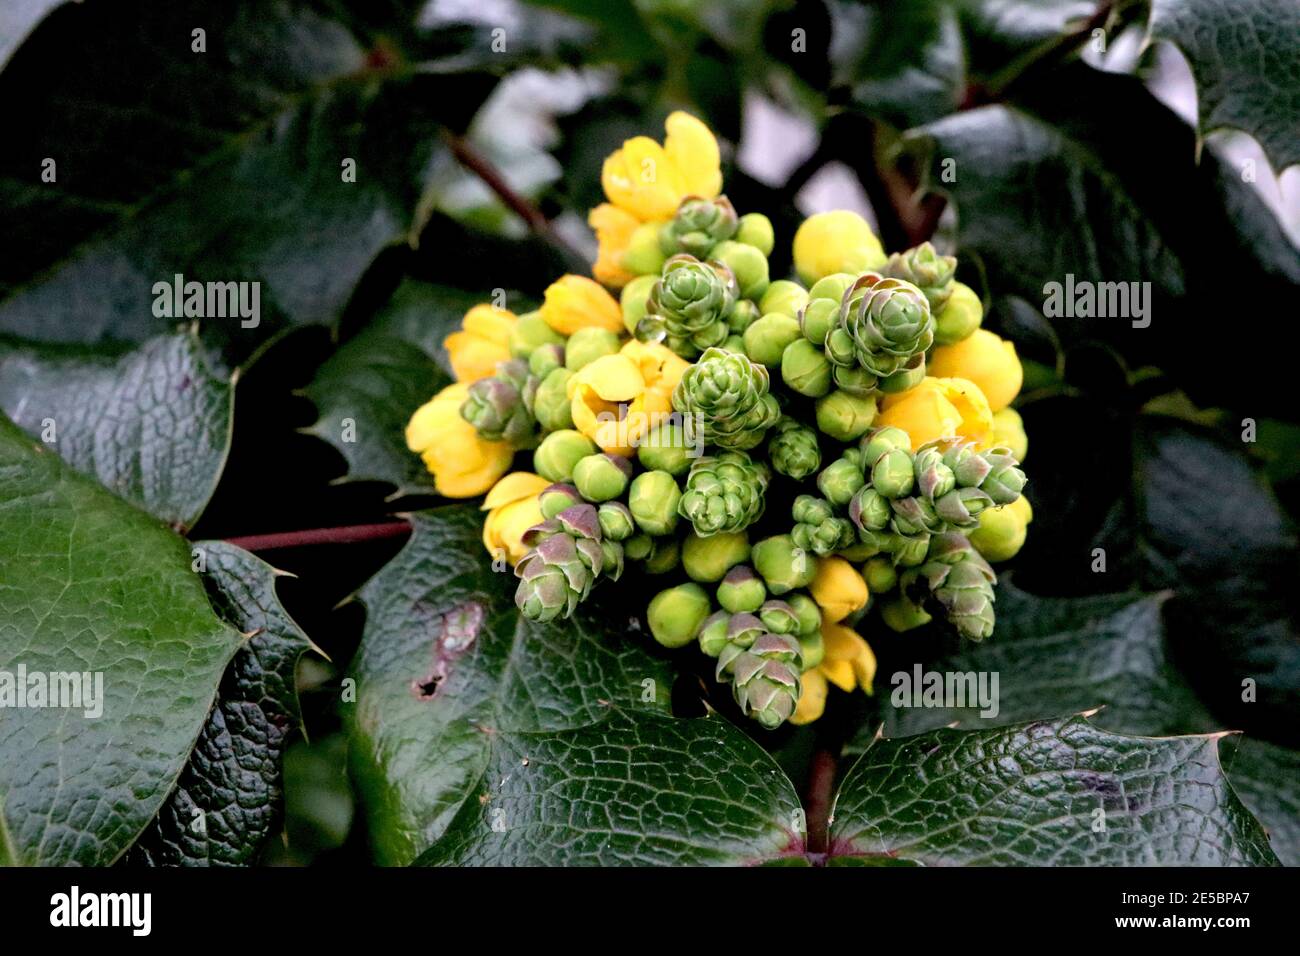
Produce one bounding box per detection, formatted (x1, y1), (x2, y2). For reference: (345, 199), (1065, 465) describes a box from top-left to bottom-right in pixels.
(406, 112), (1033, 729)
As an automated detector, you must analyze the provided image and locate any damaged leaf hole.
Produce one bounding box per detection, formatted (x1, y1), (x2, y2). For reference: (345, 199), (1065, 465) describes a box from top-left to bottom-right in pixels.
(411, 600), (486, 700)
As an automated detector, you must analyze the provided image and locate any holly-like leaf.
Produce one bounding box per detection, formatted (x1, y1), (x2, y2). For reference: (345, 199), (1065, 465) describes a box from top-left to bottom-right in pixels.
(1221, 736), (1300, 867)
(1133, 417), (1300, 741)
(0, 415), (243, 866)
(345, 504), (681, 865)
(903, 66), (1300, 418)
(302, 281), (479, 495)
(829, 715), (1279, 866)
(878, 583), (1217, 739)
(125, 542), (318, 866)
(0, 1), (493, 359)
(0, 0), (67, 66)
(416, 711), (804, 866)
(1149, 0), (1300, 171)
(0, 330), (233, 529)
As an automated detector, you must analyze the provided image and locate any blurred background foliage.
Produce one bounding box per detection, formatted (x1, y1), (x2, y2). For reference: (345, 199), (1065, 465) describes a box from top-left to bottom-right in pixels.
(1, 0), (1296, 864)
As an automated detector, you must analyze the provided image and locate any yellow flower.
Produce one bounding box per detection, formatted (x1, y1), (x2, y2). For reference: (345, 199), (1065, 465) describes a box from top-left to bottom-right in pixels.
(539, 274), (624, 335)
(791, 210), (887, 286)
(990, 406), (1028, 461)
(566, 341), (688, 456)
(809, 556), (868, 623)
(927, 329), (1023, 412)
(588, 203), (641, 289)
(790, 621), (877, 724)
(876, 376), (993, 449)
(443, 304), (517, 383)
(600, 111), (722, 222)
(406, 383), (513, 497)
(481, 472), (549, 564)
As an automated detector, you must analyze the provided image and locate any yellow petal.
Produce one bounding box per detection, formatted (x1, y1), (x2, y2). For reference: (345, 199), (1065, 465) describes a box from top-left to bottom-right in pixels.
(792, 210), (886, 286)
(622, 338), (689, 392)
(588, 203), (640, 289)
(482, 471), (551, 510)
(809, 556), (869, 623)
(819, 622), (877, 694)
(460, 303), (517, 346)
(540, 274), (625, 335)
(570, 353), (645, 401)
(790, 669), (828, 725)
(819, 658), (857, 693)
(602, 137), (682, 221)
(434, 449), (512, 497)
(443, 304), (517, 382)
(405, 383), (469, 453)
(876, 383), (963, 450)
(483, 496), (545, 563)
(927, 330), (1023, 412)
(663, 111), (722, 199)
(930, 377), (994, 448)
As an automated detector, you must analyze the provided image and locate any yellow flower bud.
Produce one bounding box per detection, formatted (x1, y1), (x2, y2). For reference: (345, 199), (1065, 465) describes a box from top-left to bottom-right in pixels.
(792, 210), (886, 286)
(819, 621), (876, 693)
(809, 556), (869, 623)
(567, 353), (645, 456)
(588, 203), (641, 288)
(443, 304), (517, 382)
(789, 668), (828, 725)
(406, 383), (513, 497)
(991, 406), (1029, 462)
(480, 472), (550, 563)
(539, 274), (624, 336)
(927, 329), (1023, 412)
(969, 501), (1028, 562)
(876, 376), (994, 450)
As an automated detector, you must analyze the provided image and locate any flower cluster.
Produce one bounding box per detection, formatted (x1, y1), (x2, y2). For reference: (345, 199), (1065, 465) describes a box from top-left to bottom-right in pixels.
(406, 112), (1031, 729)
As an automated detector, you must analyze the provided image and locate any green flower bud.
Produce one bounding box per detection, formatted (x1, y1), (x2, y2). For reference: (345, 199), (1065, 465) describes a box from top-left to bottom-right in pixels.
(697, 610), (732, 657)
(799, 297), (839, 345)
(723, 334), (746, 352)
(620, 274), (659, 336)
(682, 529), (750, 582)
(836, 541), (880, 561)
(807, 272), (857, 304)
(872, 448), (916, 499)
(735, 212), (775, 256)
(628, 469), (682, 536)
(717, 566), (766, 613)
(743, 313), (802, 367)
(533, 367), (575, 431)
(792, 494), (833, 526)
(644, 536), (680, 574)
(572, 452), (633, 502)
(933, 281), (983, 345)
(727, 299), (761, 334)
(880, 596), (932, 633)
(862, 555), (897, 594)
(637, 422), (694, 477)
(968, 504), (1028, 562)
(787, 592), (823, 636)
(848, 486), (891, 532)
(624, 533), (653, 561)
(797, 631), (825, 671)
(767, 417), (821, 480)
(623, 221), (667, 276)
(815, 390), (878, 441)
(759, 599), (800, 635)
(660, 196), (738, 258)
(832, 364), (879, 397)
(597, 501), (636, 541)
(565, 327), (621, 372)
(601, 539), (625, 581)
(647, 583), (712, 648)
(539, 482), (582, 519)
(509, 311), (566, 359)
(710, 240), (769, 301)
(991, 407), (1028, 463)
(759, 280), (809, 319)
(817, 457), (865, 507)
(534, 429), (597, 482)
(752, 534), (818, 594)
(781, 338), (832, 397)
(860, 426), (912, 466)
(893, 532), (931, 567)
(529, 343), (565, 378)
(879, 358), (927, 394)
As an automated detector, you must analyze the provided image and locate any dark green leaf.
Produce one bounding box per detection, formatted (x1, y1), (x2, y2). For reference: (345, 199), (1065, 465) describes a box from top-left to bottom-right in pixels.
(1149, 0), (1300, 171)
(125, 543), (318, 866)
(416, 711), (804, 866)
(345, 504), (679, 865)
(0, 1), (488, 358)
(0, 415), (243, 866)
(1134, 417), (1300, 741)
(1222, 736), (1300, 867)
(903, 66), (1300, 417)
(830, 715), (1279, 865)
(0, 330), (234, 529)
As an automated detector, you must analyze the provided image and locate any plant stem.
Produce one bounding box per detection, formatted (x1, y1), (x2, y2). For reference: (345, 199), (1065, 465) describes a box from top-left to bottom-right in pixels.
(804, 748), (838, 854)
(223, 521), (412, 552)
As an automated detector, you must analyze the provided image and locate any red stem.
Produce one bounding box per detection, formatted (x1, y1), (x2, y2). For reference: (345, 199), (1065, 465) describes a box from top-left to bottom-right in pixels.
(223, 521), (412, 552)
(804, 749), (838, 854)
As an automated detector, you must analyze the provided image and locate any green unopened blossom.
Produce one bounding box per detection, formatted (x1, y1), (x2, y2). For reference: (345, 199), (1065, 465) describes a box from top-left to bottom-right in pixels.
(628, 469), (682, 536)
(647, 583), (712, 648)
(933, 281), (983, 345)
(534, 429), (597, 483)
(710, 239), (769, 301)
(565, 327), (621, 372)
(735, 212), (775, 256)
(743, 313), (802, 367)
(621, 273), (659, 336)
(509, 311), (565, 359)
(815, 390), (878, 442)
(597, 501), (636, 541)
(717, 565), (766, 613)
(533, 367), (575, 431)
(637, 422), (693, 476)
(539, 482), (582, 519)
(681, 529), (750, 582)
(572, 452), (633, 502)
(759, 280), (809, 320)
(780, 338), (832, 397)
(752, 534), (818, 594)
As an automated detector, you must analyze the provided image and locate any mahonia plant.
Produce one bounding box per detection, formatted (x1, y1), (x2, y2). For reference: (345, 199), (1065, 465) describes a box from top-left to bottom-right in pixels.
(406, 112), (1032, 729)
